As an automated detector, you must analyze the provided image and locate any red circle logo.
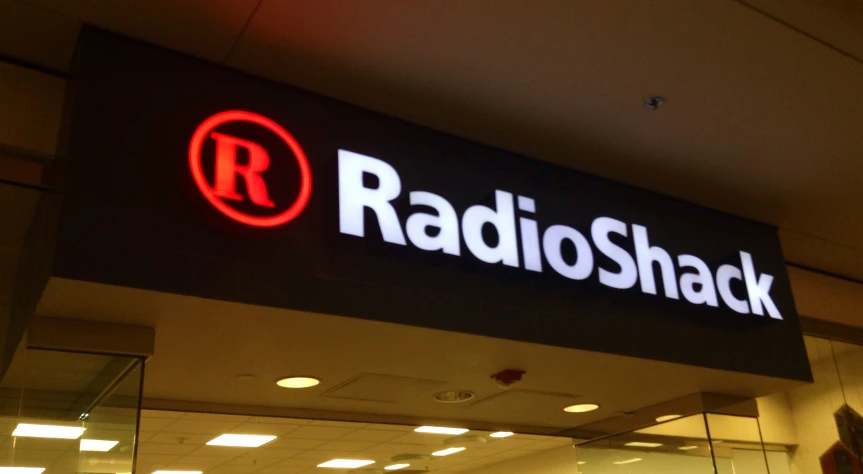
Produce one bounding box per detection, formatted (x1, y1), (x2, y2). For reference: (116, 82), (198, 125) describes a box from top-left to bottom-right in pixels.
(189, 110), (312, 227)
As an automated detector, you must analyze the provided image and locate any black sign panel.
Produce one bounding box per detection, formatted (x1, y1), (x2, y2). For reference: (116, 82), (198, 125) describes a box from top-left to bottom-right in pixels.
(56, 28), (810, 381)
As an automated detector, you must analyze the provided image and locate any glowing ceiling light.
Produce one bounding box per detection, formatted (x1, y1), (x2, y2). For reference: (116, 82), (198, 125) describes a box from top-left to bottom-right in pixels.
(80, 439), (119, 452)
(432, 447), (466, 457)
(317, 460), (375, 469)
(415, 426), (469, 435)
(563, 404), (599, 413)
(276, 377), (320, 388)
(13, 424), (85, 439)
(384, 465), (410, 471)
(206, 434), (276, 447)
(624, 441), (663, 448)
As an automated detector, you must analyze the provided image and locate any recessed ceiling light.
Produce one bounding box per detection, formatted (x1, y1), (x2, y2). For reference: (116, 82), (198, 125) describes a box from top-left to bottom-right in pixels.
(276, 377), (320, 388)
(0, 468), (46, 474)
(489, 431), (514, 438)
(624, 441), (663, 448)
(80, 439), (119, 452)
(432, 447), (466, 457)
(563, 404), (599, 413)
(613, 458), (643, 465)
(578, 461), (587, 465)
(655, 414), (681, 423)
(678, 446), (698, 451)
(13, 424), (86, 439)
(207, 434), (276, 447)
(318, 460), (375, 469)
(415, 426), (469, 435)
(384, 465), (409, 471)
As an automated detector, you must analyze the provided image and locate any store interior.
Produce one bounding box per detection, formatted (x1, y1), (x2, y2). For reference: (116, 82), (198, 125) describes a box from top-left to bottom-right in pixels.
(0, 334), (857, 474)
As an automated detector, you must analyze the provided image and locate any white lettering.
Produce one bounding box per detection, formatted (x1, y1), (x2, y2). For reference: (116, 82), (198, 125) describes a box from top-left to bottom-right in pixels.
(462, 190), (519, 267)
(338, 150), (406, 245)
(591, 217), (638, 289)
(633, 224), (679, 299)
(677, 254), (718, 307)
(406, 191), (460, 255)
(517, 196), (542, 272)
(716, 264), (749, 314)
(336, 151), (783, 320)
(542, 225), (593, 280)
(740, 251), (782, 319)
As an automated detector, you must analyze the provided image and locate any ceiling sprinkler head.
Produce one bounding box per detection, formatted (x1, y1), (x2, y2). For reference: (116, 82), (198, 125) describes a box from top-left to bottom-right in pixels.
(644, 96), (665, 110)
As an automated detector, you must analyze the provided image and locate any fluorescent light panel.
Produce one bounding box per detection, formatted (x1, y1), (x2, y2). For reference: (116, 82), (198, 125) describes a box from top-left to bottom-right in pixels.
(432, 447), (466, 457)
(678, 445), (698, 451)
(0, 468), (46, 474)
(317, 460), (375, 469)
(80, 439), (119, 452)
(624, 441), (663, 448)
(13, 423), (86, 439)
(385, 465), (410, 471)
(152, 471), (202, 474)
(415, 426), (469, 435)
(489, 431), (514, 438)
(613, 458), (643, 465)
(206, 434), (276, 447)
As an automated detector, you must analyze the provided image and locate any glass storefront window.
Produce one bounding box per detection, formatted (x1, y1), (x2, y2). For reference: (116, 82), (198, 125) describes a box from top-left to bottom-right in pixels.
(0, 346), (144, 474)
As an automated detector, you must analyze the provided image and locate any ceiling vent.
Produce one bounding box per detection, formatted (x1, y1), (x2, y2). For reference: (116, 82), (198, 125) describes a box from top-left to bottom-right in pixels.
(322, 373), (445, 403)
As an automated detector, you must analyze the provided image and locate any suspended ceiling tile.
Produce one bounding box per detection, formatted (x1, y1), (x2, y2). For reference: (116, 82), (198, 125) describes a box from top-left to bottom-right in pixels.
(186, 445), (254, 457)
(170, 454), (236, 469)
(225, 456), (283, 467)
(234, 447), (303, 460)
(135, 453), (183, 465)
(247, 416), (313, 425)
(229, 422), (301, 437)
(147, 432), (214, 445)
(19, 0), (260, 62)
(163, 419), (245, 435)
(267, 437), (328, 450)
(315, 440), (377, 452)
(282, 425), (355, 440)
(136, 442), (199, 455)
(256, 466), (308, 474)
(340, 429), (406, 443)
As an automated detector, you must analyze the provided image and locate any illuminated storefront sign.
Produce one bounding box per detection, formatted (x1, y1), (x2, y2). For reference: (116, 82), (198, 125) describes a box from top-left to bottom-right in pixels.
(336, 150), (781, 319)
(58, 28), (810, 380)
(187, 111), (781, 320)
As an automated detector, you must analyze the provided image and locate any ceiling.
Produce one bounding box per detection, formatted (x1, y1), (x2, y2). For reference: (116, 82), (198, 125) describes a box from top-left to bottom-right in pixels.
(0, 408), (745, 474)
(0, 0), (859, 447)
(34, 278), (803, 434)
(0, 0), (861, 281)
